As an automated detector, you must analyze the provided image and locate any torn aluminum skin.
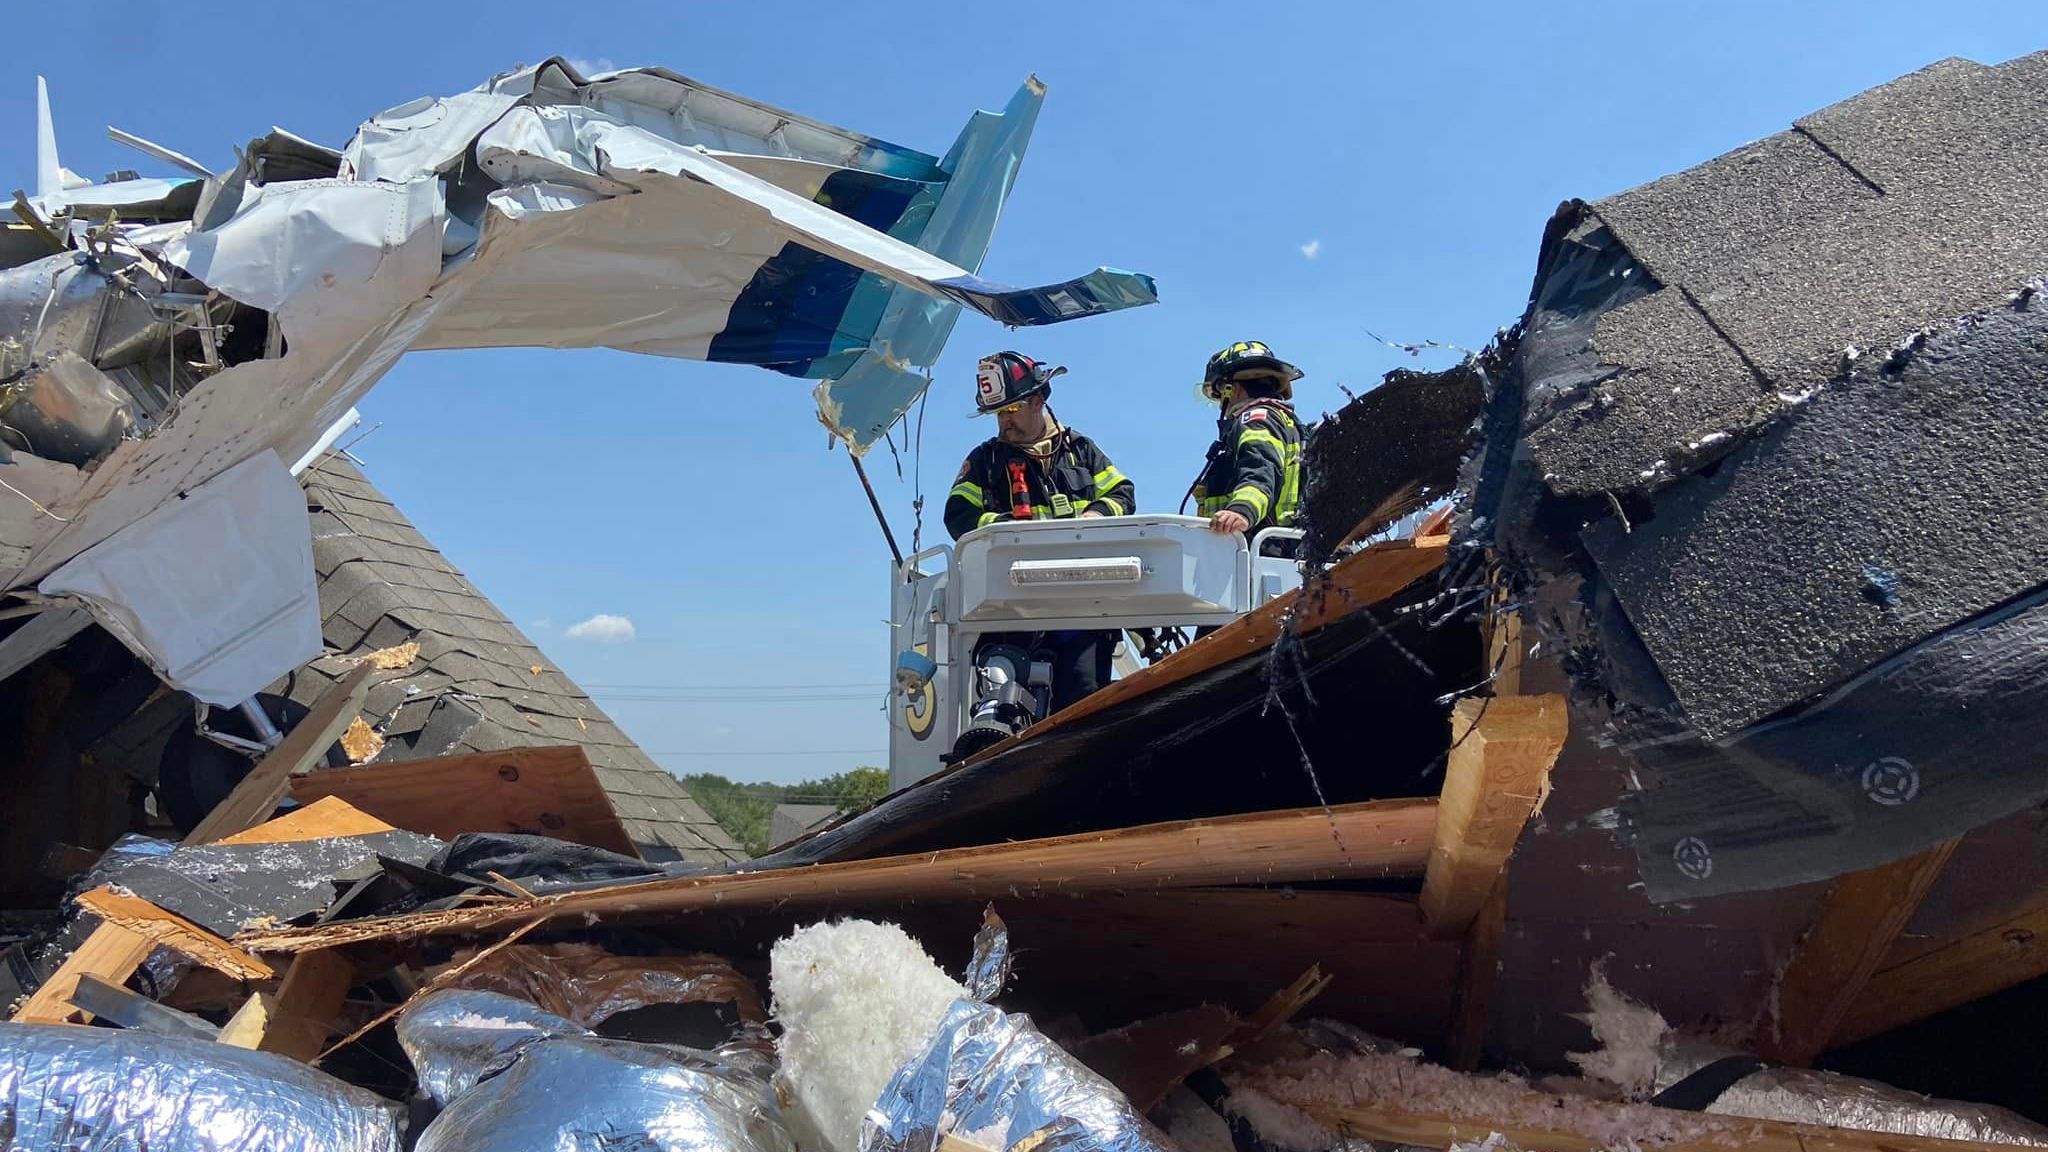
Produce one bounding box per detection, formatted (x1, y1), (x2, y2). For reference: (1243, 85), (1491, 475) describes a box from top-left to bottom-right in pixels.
(389, 61), (1151, 449)
(0, 351), (138, 465)
(862, 912), (1172, 1152)
(39, 450), (324, 705)
(3, 58), (1152, 697)
(0, 1022), (403, 1152)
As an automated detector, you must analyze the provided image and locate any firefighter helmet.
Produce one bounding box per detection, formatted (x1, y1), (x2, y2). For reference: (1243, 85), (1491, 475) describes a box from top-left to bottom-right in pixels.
(973, 351), (1066, 415)
(1201, 340), (1303, 402)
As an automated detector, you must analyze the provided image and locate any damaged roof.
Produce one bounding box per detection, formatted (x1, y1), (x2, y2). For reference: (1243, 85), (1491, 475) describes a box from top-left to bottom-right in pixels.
(280, 455), (740, 863)
(1525, 51), (2048, 498)
(1472, 48), (2048, 899)
(1532, 49), (2048, 741)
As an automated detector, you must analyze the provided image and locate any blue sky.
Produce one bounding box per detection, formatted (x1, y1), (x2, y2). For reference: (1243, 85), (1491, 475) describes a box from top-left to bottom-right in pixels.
(9, 3), (2044, 784)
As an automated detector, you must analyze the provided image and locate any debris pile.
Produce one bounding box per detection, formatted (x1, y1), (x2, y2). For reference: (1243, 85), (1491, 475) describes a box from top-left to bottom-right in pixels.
(2, 44), (2046, 1152)
(2, 706), (2040, 1151)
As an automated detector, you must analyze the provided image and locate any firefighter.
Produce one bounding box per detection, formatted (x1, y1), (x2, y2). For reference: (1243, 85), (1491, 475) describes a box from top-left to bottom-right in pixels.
(942, 352), (1134, 744)
(1190, 340), (1305, 539)
(944, 351), (1134, 538)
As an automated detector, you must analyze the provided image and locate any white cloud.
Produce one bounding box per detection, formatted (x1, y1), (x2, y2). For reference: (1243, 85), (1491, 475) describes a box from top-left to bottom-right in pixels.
(566, 56), (618, 76)
(565, 613), (636, 642)
(529, 617), (554, 631)
(1299, 239), (1322, 260)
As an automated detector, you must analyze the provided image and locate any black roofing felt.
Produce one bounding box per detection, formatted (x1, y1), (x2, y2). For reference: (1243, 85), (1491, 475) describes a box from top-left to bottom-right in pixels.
(106, 830), (444, 937)
(1304, 365), (1483, 544)
(1617, 579), (2048, 902)
(280, 457), (741, 864)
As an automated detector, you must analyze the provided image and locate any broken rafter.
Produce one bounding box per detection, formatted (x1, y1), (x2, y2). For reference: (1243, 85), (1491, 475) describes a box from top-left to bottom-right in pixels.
(1760, 838), (1961, 1064)
(1419, 694), (1566, 938)
(1448, 876), (1508, 1072)
(184, 664), (375, 845)
(952, 888), (1454, 1046)
(8, 793), (388, 1026)
(316, 917), (545, 1062)
(240, 798), (1439, 952)
(11, 886), (277, 1025)
(223, 949), (358, 1063)
(9, 922), (155, 1026)
(1832, 889), (2048, 1049)
(1232, 964), (1333, 1048)
(1075, 967), (1328, 1113)
(70, 888), (273, 981)
(1074, 1005), (1242, 1113)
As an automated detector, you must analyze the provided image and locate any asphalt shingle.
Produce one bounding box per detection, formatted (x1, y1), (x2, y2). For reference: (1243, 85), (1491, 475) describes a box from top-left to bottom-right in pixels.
(279, 456), (741, 863)
(1511, 48), (2048, 738)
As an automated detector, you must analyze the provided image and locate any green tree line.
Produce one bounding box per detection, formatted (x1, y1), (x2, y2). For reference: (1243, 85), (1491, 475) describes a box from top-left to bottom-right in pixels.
(684, 767), (888, 857)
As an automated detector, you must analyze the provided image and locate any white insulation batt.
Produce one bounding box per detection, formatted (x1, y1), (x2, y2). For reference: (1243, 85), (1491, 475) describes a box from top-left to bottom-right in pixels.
(1565, 962), (1671, 1101)
(769, 920), (966, 1152)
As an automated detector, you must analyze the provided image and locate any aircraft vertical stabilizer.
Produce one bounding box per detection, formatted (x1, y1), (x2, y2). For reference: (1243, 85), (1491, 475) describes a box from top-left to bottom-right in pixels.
(36, 76), (62, 199)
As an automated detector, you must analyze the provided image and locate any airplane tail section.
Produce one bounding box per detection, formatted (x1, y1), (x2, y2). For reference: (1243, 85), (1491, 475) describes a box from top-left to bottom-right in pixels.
(35, 77), (92, 198)
(36, 76), (61, 199)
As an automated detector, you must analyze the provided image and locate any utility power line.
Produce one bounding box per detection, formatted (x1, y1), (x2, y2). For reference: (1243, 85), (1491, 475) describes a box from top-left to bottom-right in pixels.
(594, 692), (879, 703)
(706, 792), (863, 803)
(647, 748), (886, 757)
(583, 682), (883, 691)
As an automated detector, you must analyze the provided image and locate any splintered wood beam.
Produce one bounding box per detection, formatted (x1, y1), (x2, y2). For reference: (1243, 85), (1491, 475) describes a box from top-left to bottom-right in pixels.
(290, 745), (639, 857)
(1072, 1005), (1242, 1113)
(235, 949), (358, 1062)
(1447, 875), (1507, 1071)
(217, 990), (277, 1050)
(1420, 695), (1567, 939)
(70, 888), (273, 981)
(9, 922), (153, 1025)
(185, 663), (374, 845)
(1233, 964), (1333, 1047)
(1758, 838), (1960, 1064)
(12, 890), (272, 1025)
(1318, 1101), (2007, 1152)
(1831, 891), (2048, 1049)
(967, 889), (1453, 1047)
(9, 799), (385, 1025)
(215, 795), (395, 844)
(240, 798), (1440, 952)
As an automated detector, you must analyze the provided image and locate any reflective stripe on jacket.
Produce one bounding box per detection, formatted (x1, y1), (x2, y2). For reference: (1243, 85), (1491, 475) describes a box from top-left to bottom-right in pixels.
(944, 429), (1135, 540)
(1192, 400), (1302, 531)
